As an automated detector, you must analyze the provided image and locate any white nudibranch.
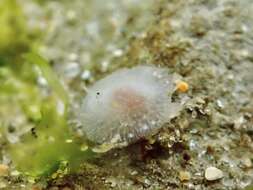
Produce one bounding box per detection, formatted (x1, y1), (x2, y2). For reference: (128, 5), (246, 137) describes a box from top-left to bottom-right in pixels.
(79, 65), (182, 148)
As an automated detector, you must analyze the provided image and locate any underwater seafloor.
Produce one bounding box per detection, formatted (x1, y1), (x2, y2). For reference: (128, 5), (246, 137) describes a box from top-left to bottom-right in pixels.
(0, 0), (252, 189)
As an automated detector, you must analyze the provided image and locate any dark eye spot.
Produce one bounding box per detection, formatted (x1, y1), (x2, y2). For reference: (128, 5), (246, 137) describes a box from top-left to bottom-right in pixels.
(96, 92), (100, 95)
(31, 127), (38, 138)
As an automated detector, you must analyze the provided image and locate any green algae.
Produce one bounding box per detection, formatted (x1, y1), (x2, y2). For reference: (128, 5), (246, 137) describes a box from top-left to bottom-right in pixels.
(9, 99), (94, 177)
(0, 0), (30, 62)
(25, 53), (69, 108)
(7, 53), (95, 177)
(0, 0), (95, 178)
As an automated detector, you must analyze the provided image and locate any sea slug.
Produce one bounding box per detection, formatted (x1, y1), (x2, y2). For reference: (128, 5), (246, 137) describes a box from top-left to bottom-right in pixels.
(79, 65), (181, 147)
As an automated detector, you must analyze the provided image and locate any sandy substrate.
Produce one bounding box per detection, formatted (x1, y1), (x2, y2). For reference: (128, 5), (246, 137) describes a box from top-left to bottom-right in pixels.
(1, 0), (253, 189)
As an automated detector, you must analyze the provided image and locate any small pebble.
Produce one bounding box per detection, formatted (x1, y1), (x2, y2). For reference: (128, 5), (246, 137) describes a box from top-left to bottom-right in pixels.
(242, 158), (252, 168)
(113, 49), (123, 57)
(64, 62), (80, 78)
(81, 70), (91, 80)
(130, 170), (138, 176)
(179, 171), (191, 181)
(144, 178), (151, 186)
(105, 177), (117, 187)
(205, 166), (223, 181)
(0, 164), (9, 176)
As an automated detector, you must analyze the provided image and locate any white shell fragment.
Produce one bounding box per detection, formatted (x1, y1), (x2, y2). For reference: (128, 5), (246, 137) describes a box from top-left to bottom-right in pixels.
(205, 167), (224, 181)
(79, 65), (181, 146)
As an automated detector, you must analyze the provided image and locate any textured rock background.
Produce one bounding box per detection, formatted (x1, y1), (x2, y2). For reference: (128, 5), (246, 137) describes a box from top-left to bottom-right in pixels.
(0, 0), (252, 189)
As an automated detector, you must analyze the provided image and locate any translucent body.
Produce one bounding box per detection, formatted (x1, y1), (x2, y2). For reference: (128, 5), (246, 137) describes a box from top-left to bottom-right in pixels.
(79, 66), (181, 146)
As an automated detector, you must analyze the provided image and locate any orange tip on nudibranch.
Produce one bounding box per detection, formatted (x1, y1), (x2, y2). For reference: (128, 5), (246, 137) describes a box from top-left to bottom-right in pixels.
(176, 81), (189, 93)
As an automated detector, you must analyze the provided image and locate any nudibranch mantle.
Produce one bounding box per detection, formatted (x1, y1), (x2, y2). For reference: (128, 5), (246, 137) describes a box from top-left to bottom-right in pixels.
(79, 65), (181, 147)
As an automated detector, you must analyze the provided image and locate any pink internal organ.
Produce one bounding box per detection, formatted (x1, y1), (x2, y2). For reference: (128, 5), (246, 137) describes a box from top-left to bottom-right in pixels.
(112, 87), (147, 115)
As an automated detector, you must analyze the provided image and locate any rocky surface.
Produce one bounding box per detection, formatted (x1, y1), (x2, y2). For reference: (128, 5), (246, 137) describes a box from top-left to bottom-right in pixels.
(1, 0), (253, 189)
